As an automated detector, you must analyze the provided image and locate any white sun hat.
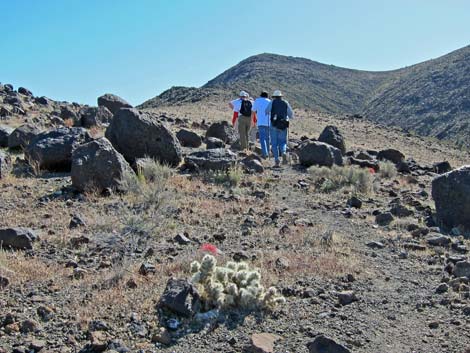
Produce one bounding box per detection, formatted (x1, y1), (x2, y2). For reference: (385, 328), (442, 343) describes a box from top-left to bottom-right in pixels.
(239, 90), (248, 97)
(272, 90), (283, 97)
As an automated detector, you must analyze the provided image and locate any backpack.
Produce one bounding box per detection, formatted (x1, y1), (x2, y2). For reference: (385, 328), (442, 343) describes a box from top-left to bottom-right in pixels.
(239, 99), (252, 117)
(270, 99), (289, 130)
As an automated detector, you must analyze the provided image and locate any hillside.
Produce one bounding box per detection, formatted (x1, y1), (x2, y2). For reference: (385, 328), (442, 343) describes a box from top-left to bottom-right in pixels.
(140, 45), (470, 146)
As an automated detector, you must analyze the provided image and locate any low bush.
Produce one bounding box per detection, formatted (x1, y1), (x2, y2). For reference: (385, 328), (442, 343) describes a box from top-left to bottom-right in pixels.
(308, 165), (374, 194)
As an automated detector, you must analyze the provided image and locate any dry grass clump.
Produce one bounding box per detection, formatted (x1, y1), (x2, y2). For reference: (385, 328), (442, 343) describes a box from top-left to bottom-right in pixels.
(205, 166), (243, 187)
(378, 161), (397, 179)
(308, 165), (374, 194)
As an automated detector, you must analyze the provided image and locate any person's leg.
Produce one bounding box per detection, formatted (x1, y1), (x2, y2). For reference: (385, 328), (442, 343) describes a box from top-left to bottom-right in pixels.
(279, 128), (288, 164)
(270, 127), (279, 164)
(243, 116), (251, 150)
(258, 126), (268, 158)
(238, 116), (248, 150)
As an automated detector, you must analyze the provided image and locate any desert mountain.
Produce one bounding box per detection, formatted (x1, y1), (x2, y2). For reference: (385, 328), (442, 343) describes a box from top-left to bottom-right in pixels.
(140, 45), (470, 146)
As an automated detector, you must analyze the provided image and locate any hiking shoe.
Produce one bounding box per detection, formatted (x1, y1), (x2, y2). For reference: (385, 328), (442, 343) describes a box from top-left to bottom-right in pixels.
(282, 153), (288, 165)
(274, 160), (281, 168)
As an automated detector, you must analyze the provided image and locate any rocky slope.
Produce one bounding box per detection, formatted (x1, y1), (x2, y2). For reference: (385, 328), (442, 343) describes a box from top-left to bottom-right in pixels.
(140, 45), (470, 146)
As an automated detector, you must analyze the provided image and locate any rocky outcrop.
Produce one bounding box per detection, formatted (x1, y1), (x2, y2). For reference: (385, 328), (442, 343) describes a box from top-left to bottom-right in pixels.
(8, 124), (41, 149)
(0, 126), (14, 147)
(105, 108), (182, 166)
(0, 228), (38, 250)
(176, 129), (202, 148)
(97, 93), (132, 115)
(318, 125), (346, 154)
(205, 121), (238, 144)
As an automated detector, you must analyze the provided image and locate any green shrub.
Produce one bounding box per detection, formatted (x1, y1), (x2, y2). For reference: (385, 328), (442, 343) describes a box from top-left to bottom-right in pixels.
(190, 255), (285, 312)
(206, 166), (242, 187)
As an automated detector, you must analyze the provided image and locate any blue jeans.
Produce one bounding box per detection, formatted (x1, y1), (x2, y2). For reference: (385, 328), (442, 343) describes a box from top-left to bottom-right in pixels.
(258, 126), (270, 157)
(270, 127), (287, 162)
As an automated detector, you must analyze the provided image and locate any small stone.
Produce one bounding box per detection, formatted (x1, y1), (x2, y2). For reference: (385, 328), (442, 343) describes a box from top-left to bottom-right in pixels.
(90, 331), (108, 352)
(375, 212), (394, 226)
(29, 339), (46, 352)
(250, 333), (280, 353)
(20, 319), (41, 333)
(151, 327), (172, 345)
(126, 278), (138, 289)
(37, 305), (54, 321)
(366, 241), (384, 249)
(429, 321), (439, 329)
(233, 251), (249, 262)
(275, 257), (290, 270)
(69, 214), (86, 229)
(307, 335), (351, 353)
(435, 283), (449, 294)
(279, 224), (290, 235)
(139, 262), (156, 276)
(337, 290), (357, 306)
(4, 323), (20, 334)
(174, 233), (190, 245)
(347, 196), (362, 209)
(0, 275), (9, 288)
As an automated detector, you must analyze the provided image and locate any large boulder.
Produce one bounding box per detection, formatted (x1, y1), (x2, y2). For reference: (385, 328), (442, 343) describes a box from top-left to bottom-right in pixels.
(60, 106), (79, 125)
(185, 148), (237, 171)
(71, 138), (133, 193)
(377, 149), (405, 164)
(157, 278), (199, 317)
(80, 106), (113, 128)
(0, 125), (14, 147)
(0, 228), (38, 250)
(8, 124), (41, 149)
(25, 127), (92, 171)
(205, 121), (238, 144)
(318, 125), (346, 155)
(18, 87), (33, 97)
(307, 335), (351, 353)
(105, 108), (182, 166)
(432, 165), (470, 231)
(297, 141), (343, 167)
(176, 128), (202, 148)
(97, 93), (132, 115)
(0, 151), (12, 179)
(206, 137), (225, 149)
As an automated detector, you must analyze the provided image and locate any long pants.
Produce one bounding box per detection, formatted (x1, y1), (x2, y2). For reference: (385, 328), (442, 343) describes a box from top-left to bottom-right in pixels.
(238, 115), (251, 150)
(270, 127), (288, 162)
(249, 126), (258, 144)
(258, 126), (270, 157)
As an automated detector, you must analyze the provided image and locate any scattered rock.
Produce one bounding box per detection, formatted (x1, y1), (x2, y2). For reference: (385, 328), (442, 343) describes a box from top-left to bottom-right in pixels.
(174, 233), (190, 245)
(105, 108), (182, 166)
(205, 121), (238, 144)
(377, 149), (405, 164)
(69, 214), (86, 229)
(242, 155), (264, 173)
(37, 305), (54, 321)
(433, 161), (452, 174)
(97, 93), (132, 115)
(29, 339), (46, 352)
(176, 128), (202, 148)
(25, 127), (92, 171)
(8, 124), (41, 149)
(18, 87), (33, 96)
(0, 275), (9, 288)
(307, 335), (351, 353)
(426, 235), (451, 247)
(157, 278), (199, 317)
(390, 203), (414, 218)
(0, 125), (14, 147)
(250, 333), (280, 353)
(0, 227), (38, 250)
(185, 148), (237, 171)
(432, 165), (470, 231)
(275, 257), (290, 270)
(20, 319), (41, 333)
(318, 125), (346, 155)
(337, 290), (357, 305)
(347, 196), (362, 209)
(453, 261), (470, 278)
(206, 136), (225, 149)
(375, 212), (394, 226)
(90, 330), (108, 352)
(435, 283), (449, 294)
(297, 140), (343, 167)
(366, 241), (385, 249)
(139, 262), (156, 276)
(71, 137), (134, 193)
(152, 327), (172, 345)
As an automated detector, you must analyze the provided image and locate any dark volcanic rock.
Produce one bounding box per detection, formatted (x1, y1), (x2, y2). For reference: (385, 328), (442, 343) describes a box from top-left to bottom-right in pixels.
(0, 151), (12, 179)
(206, 137), (225, 149)
(105, 108), (182, 166)
(307, 335), (351, 353)
(349, 157), (379, 171)
(318, 125), (346, 155)
(34, 96), (50, 105)
(205, 121), (238, 144)
(97, 93), (132, 115)
(0, 126), (14, 147)
(8, 124), (41, 149)
(0, 228), (38, 250)
(157, 278), (199, 317)
(18, 87), (33, 96)
(375, 212), (394, 226)
(377, 149), (405, 164)
(185, 148), (237, 171)
(432, 165), (470, 231)
(81, 106), (113, 128)
(71, 137), (134, 193)
(297, 141), (343, 167)
(433, 161), (452, 174)
(453, 261), (470, 278)
(25, 127), (92, 171)
(176, 128), (202, 148)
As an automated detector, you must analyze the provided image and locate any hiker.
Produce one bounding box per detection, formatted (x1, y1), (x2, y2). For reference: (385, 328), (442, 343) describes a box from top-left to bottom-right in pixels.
(251, 91), (271, 159)
(265, 90), (294, 166)
(229, 90), (253, 150)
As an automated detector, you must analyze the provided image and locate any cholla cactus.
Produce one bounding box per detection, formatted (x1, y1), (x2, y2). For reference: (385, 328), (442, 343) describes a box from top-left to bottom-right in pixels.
(189, 254), (285, 311)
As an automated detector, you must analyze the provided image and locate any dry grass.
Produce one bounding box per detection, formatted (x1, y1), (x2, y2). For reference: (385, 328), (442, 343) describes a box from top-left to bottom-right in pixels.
(308, 164), (374, 194)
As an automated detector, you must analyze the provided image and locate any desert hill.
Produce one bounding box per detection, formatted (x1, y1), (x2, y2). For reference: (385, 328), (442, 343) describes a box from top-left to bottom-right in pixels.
(140, 45), (470, 146)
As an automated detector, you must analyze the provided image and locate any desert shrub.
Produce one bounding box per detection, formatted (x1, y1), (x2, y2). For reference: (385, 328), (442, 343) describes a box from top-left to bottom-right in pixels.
(308, 165), (373, 194)
(190, 255), (285, 312)
(378, 161), (397, 179)
(206, 166), (242, 187)
(136, 158), (173, 183)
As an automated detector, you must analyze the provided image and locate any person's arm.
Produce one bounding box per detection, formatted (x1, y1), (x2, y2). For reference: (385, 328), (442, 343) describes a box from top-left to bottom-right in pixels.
(251, 111), (257, 126)
(229, 101), (234, 110)
(232, 111), (239, 126)
(265, 101), (272, 116)
(286, 101), (294, 119)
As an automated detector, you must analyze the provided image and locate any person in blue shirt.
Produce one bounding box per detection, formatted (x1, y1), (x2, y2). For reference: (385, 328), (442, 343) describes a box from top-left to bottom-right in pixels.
(265, 90), (294, 167)
(251, 91), (271, 159)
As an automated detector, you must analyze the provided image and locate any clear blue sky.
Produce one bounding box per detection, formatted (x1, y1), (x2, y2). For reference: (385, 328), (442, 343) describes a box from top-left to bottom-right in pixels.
(1, 0), (469, 106)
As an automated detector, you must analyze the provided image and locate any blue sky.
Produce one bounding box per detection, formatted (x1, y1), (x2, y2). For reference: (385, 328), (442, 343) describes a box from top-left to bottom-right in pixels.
(1, 0), (469, 106)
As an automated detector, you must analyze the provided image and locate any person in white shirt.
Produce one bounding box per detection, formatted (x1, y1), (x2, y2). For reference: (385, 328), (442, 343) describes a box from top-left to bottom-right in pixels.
(251, 91), (271, 158)
(228, 90), (254, 150)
